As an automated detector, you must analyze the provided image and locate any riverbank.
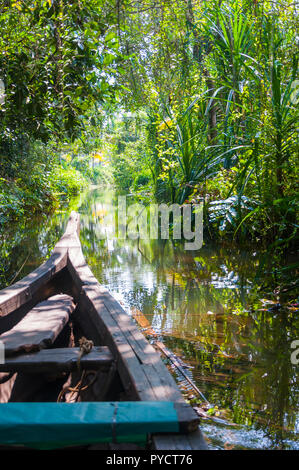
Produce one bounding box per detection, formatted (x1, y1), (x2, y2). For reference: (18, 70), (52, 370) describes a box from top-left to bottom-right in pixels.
(78, 187), (299, 450)
(0, 164), (85, 229)
(0, 165), (88, 288)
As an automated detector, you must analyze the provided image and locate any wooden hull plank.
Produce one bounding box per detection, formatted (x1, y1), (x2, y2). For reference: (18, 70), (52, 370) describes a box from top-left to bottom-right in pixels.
(0, 294), (75, 356)
(67, 246), (186, 402)
(100, 288), (185, 402)
(67, 242), (161, 401)
(0, 346), (113, 374)
(152, 428), (208, 450)
(0, 211), (208, 449)
(0, 248), (68, 318)
(77, 284), (158, 401)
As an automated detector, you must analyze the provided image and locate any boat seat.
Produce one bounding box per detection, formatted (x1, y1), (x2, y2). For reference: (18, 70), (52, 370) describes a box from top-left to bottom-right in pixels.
(0, 346), (113, 374)
(0, 401), (198, 449)
(0, 294), (75, 357)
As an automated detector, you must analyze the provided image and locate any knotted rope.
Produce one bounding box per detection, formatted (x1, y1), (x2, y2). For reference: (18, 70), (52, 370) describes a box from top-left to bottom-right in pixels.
(77, 336), (94, 371)
(57, 337), (96, 402)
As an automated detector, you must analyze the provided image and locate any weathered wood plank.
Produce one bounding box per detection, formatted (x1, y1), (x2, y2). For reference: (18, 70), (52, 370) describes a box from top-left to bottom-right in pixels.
(152, 428), (208, 450)
(77, 284), (158, 401)
(101, 290), (185, 402)
(9, 211), (207, 449)
(0, 346), (113, 374)
(67, 246), (184, 402)
(0, 212), (82, 319)
(173, 402), (200, 433)
(67, 243), (159, 401)
(0, 294), (75, 356)
(66, 218), (207, 448)
(0, 249), (68, 318)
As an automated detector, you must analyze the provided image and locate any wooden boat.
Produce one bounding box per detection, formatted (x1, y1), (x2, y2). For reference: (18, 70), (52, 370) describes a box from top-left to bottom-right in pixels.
(0, 212), (207, 450)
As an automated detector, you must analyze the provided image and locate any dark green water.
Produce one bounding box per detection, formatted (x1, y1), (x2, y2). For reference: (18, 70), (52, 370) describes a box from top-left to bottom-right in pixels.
(0, 187), (298, 450)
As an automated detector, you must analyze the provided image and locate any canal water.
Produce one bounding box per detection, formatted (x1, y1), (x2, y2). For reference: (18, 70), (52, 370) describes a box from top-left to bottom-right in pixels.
(0, 186), (298, 450)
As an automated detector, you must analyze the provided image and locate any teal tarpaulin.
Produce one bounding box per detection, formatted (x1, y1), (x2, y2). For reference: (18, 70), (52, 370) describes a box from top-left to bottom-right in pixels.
(0, 401), (179, 449)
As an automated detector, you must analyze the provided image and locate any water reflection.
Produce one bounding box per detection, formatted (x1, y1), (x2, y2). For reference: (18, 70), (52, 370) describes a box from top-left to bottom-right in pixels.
(78, 188), (298, 450)
(0, 186), (298, 449)
(0, 191), (85, 287)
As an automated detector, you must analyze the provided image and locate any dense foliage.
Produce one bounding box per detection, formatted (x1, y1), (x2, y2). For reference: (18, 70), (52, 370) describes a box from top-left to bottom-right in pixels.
(0, 0), (120, 225)
(0, 0), (298, 264)
(104, 0), (298, 253)
(0, 2), (297, 448)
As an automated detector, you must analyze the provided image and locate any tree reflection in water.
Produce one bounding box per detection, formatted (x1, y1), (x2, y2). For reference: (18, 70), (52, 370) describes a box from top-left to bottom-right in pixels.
(1, 187), (297, 449)
(79, 188), (298, 450)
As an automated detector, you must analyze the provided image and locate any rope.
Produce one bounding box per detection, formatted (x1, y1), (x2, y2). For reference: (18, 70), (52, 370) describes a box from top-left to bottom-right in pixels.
(57, 371), (97, 402)
(57, 337), (95, 403)
(77, 336), (94, 371)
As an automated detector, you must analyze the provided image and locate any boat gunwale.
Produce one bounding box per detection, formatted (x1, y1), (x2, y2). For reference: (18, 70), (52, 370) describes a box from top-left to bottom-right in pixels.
(0, 212), (81, 318)
(0, 211), (207, 449)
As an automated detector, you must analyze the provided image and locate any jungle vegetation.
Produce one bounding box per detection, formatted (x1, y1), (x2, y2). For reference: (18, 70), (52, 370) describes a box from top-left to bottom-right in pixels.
(0, 0), (298, 263)
(0, 1), (297, 449)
